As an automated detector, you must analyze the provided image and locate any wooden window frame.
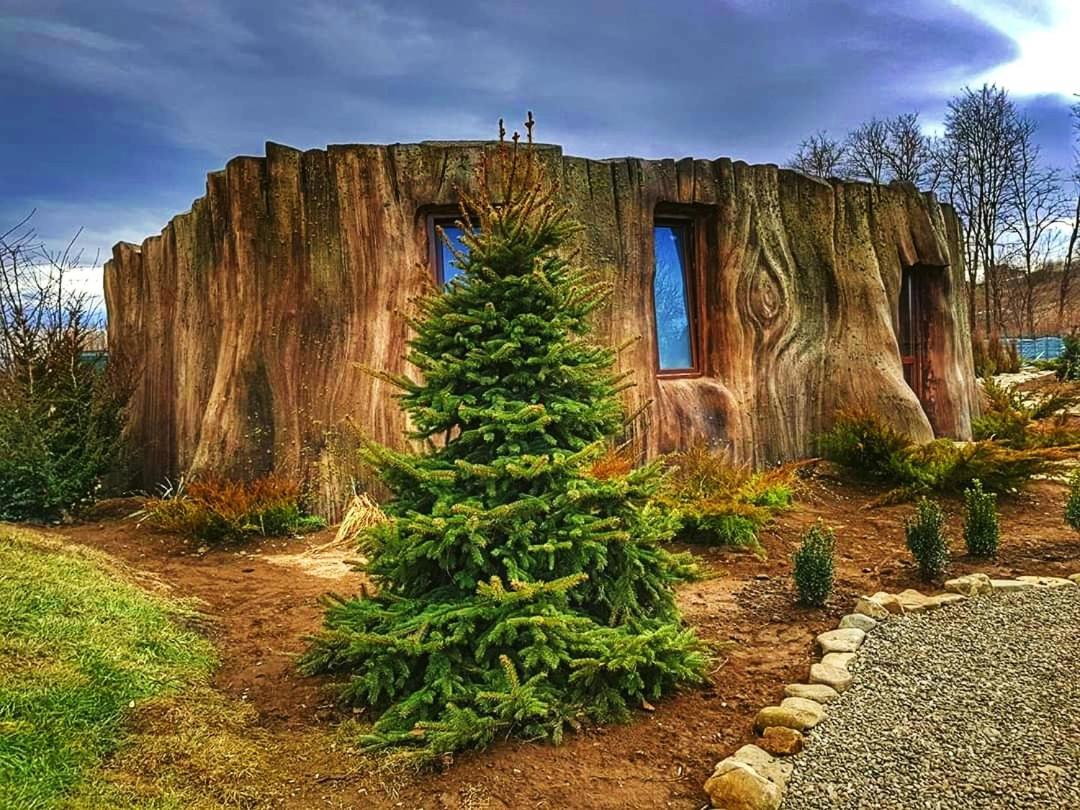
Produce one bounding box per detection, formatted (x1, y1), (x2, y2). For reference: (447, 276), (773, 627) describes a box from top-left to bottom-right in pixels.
(653, 216), (702, 378)
(427, 212), (474, 286)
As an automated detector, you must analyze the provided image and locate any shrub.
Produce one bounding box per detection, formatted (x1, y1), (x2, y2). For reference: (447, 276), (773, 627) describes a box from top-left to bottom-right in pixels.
(819, 410), (925, 487)
(962, 479), (999, 557)
(138, 475), (325, 542)
(301, 126), (704, 764)
(821, 411), (1064, 499)
(905, 498), (949, 581)
(1066, 470), (1080, 531)
(1056, 334), (1080, 382)
(792, 522), (835, 607)
(656, 442), (795, 555)
(0, 217), (133, 519)
(972, 378), (1080, 448)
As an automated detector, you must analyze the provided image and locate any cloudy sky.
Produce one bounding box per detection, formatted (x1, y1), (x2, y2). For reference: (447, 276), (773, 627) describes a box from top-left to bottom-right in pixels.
(1, 0), (1077, 309)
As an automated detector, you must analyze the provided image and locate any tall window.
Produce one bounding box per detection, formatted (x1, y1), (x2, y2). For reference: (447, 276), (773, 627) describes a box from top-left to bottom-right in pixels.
(653, 221), (696, 373)
(432, 219), (473, 285)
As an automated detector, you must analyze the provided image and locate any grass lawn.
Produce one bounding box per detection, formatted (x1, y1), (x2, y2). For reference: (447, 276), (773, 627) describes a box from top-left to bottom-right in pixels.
(0, 528), (223, 809)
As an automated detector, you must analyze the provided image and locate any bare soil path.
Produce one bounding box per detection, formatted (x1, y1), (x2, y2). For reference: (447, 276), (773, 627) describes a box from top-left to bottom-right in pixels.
(55, 473), (1080, 809)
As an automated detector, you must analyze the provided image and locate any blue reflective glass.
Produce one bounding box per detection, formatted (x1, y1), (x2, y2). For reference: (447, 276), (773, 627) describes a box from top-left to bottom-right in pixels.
(653, 224), (693, 370)
(437, 225), (471, 285)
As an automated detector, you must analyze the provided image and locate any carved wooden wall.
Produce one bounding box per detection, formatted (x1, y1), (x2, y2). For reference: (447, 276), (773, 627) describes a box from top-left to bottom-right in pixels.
(104, 141), (979, 501)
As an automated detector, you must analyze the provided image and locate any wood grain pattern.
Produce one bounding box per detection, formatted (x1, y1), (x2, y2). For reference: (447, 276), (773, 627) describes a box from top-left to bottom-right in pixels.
(104, 141), (979, 506)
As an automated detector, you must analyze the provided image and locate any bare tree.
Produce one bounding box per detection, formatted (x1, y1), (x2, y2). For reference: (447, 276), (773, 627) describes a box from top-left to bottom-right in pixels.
(844, 118), (889, 184)
(940, 85), (1025, 334)
(1002, 118), (1071, 336)
(0, 211), (98, 389)
(883, 112), (939, 190)
(790, 131), (847, 179)
(1060, 98), (1080, 331)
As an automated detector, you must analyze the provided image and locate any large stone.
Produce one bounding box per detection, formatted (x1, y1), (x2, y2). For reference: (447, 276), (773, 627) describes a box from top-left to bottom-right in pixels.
(810, 662), (853, 692)
(870, 591), (906, 614)
(990, 579), (1035, 592)
(1017, 575), (1077, 588)
(839, 613), (879, 632)
(945, 572), (993, 597)
(758, 726), (805, 756)
(754, 705), (818, 733)
(704, 760), (782, 810)
(732, 745), (794, 790)
(816, 628), (866, 653)
(928, 593), (967, 608)
(896, 588), (934, 613)
(853, 595), (892, 620)
(780, 696), (826, 725)
(784, 683), (840, 704)
(821, 652), (855, 669)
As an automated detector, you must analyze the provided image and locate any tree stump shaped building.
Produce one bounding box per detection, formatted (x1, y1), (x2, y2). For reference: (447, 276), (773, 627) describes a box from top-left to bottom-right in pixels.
(104, 141), (979, 507)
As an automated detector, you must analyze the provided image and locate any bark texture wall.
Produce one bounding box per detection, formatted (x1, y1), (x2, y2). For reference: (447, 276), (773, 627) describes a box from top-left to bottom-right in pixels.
(104, 141), (979, 507)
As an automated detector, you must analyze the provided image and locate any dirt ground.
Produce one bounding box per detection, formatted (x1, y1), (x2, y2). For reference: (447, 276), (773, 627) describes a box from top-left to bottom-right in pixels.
(49, 465), (1080, 810)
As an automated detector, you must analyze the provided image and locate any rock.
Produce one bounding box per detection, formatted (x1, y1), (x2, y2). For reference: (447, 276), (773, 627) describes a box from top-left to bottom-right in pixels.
(839, 613), (879, 632)
(784, 683), (840, 704)
(704, 759), (783, 810)
(870, 591), (906, 614)
(1069, 573), (1080, 585)
(759, 726), (805, 756)
(1017, 575), (1077, 588)
(927, 593), (966, 608)
(810, 662), (853, 692)
(821, 652), (855, 669)
(754, 705), (819, 733)
(732, 745), (794, 790)
(816, 628), (866, 653)
(780, 696), (826, 724)
(945, 572), (993, 597)
(990, 579), (1035, 592)
(854, 594), (893, 619)
(896, 588), (935, 613)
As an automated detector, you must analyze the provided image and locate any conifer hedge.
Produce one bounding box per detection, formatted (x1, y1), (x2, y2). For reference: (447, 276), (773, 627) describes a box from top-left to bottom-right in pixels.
(302, 121), (704, 761)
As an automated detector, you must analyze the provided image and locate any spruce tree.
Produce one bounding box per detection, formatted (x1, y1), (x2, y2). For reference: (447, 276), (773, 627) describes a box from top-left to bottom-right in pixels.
(302, 118), (704, 761)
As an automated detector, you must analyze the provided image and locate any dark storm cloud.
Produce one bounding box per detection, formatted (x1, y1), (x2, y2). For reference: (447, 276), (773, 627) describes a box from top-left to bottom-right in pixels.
(0, 0), (1073, 291)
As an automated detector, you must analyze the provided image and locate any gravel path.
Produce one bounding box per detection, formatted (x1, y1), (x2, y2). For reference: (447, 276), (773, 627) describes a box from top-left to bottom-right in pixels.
(784, 586), (1080, 809)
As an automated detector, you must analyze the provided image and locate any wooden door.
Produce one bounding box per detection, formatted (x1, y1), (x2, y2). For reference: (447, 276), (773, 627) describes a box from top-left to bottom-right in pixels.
(899, 267), (923, 400)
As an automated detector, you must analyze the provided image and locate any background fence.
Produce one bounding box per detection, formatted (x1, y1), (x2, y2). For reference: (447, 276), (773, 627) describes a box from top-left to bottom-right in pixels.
(1003, 336), (1064, 361)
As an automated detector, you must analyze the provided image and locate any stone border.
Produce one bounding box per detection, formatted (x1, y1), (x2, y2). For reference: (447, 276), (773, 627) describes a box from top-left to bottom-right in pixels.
(702, 571), (1080, 810)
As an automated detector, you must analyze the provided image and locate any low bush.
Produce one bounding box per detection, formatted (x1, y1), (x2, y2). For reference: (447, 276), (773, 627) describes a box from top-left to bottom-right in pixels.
(821, 411), (1065, 500)
(138, 475), (326, 542)
(657, 442), (795, 555)
(962, 479), (999, 557)
(792, 522), (835, 607)
(1056, 334), (1080, 382)
(1066, 470), (1080, 531)
(906, 497), (949, 581)
(972, 378), (1080, 448)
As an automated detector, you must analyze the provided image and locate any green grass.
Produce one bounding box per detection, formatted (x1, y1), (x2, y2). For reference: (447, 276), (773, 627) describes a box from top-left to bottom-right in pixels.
(0, 528), (216, 809)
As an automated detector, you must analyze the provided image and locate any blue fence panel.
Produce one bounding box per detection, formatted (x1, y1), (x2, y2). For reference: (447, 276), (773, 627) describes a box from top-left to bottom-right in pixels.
(1004, 336), (1064, 361)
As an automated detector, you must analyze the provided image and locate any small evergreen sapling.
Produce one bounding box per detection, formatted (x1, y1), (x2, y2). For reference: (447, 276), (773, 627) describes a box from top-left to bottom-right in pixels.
(962, 479), (998, 557)
(301, 118), (704, 762)
(792, 522), (835, 607)
(1066, 470), (1080, 531)
(905, 498), (949, 581)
